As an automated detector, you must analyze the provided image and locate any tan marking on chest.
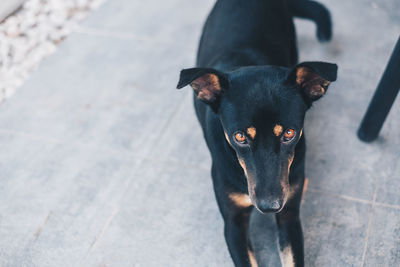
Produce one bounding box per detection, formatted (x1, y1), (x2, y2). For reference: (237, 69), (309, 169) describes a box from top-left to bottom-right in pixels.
(248, 249), (259, 267)
(229, 193), (252, 208)
(246, 126), (256, 140)
(279, 245), (295, 267)
(273, 124), (283, 136)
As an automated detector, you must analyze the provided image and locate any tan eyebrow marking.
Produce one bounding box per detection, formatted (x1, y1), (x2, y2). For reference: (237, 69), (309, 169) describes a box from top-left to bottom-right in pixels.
(247, 126), (256, 139)
(273, 124), (283, 136)
(229, 193), (252, 208)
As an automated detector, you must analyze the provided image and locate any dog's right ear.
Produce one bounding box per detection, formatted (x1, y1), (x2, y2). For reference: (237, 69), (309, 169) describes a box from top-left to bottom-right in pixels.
(177, 68), (228, 106)
(288, 61), (338, 105)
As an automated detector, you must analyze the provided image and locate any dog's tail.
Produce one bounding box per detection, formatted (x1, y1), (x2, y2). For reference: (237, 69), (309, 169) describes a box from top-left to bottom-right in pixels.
(289, 0), (332, 42)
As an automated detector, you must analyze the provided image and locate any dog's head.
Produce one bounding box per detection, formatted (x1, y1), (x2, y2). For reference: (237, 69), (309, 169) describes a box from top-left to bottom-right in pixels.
(177, 62), (337, 213)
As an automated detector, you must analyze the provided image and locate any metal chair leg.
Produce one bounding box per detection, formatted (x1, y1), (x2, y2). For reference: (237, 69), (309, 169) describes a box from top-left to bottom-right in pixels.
(358, 36), (400, 142)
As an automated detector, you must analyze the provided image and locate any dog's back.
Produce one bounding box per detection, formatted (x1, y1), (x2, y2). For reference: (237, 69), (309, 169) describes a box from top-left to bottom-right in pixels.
(197, 0), (331, 69)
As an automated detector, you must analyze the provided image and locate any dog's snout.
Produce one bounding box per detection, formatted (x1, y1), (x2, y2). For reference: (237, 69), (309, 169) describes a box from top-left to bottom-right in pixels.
(255, 199), (282, 213)
(249, 184), (286, 213)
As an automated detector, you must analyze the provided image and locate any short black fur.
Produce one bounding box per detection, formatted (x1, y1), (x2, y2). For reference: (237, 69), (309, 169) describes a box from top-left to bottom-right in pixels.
(177, 0), (338, 266)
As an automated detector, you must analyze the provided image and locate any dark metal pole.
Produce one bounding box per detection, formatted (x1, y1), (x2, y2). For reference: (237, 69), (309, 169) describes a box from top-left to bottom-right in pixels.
(358, 36), (400, 142)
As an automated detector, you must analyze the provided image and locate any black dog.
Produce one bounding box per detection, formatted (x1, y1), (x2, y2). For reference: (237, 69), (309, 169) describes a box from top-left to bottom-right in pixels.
(177, 0), (337, 266)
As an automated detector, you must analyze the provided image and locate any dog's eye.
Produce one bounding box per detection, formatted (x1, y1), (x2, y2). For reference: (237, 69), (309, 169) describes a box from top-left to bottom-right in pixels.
(283, 128), (296, 142)
(234, 132), (247, 144)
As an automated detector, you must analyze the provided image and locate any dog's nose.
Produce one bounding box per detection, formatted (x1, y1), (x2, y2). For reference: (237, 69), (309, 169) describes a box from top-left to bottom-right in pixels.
(256, 199), (281, 213)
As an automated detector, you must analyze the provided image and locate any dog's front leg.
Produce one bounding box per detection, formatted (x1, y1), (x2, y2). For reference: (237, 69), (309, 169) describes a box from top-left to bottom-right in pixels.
(223, 204), (256, 267)
(212, 164), (257, 266)
(275, 200), (304, 267)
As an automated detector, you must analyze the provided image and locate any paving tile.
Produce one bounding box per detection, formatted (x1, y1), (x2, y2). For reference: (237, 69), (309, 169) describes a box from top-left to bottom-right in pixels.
(0, 32), (193, 155)
(363, 206), (400, 267)
(0, 134), (143, 266)
(148, 92), (211, 170)
(83, 160), (232, 267)
(301, 191), (370, 266)
(303, 100), (382, 201)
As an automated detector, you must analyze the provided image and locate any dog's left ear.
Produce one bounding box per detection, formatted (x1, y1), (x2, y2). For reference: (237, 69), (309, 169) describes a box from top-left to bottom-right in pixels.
(289, 61), (338, 102)
(177, 68), (228, 107)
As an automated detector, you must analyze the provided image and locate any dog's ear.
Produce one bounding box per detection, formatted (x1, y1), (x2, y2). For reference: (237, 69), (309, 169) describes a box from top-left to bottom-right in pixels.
(289, 61), (338, 103)
(177, 68), (228, 108)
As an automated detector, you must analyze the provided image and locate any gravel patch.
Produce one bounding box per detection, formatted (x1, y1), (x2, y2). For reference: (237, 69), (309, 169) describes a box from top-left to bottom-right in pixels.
(0, 0), (105, 103)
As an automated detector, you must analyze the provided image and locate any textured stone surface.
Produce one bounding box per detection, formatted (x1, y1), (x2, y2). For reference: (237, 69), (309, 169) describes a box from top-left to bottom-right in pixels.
(363, 207), (400, 267)
(0, 0), (105, 102)
(0, 0), (399, 266)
